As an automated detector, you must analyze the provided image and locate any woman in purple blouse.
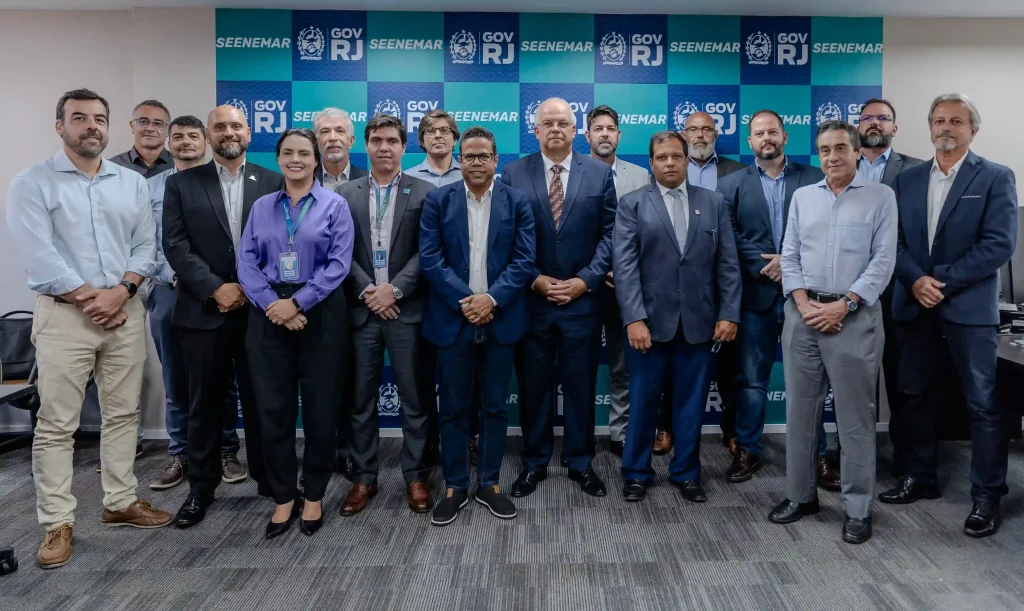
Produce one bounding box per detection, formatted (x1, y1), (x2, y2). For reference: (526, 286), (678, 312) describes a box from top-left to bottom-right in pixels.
(237, 128), (354, 539)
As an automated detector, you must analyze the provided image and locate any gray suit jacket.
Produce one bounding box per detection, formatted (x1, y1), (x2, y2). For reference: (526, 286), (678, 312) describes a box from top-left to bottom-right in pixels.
(338, 173), (433, 327)
(613, 183), (741, 344)
(880, 150), (924, 188)
(613, 157), (651, 199)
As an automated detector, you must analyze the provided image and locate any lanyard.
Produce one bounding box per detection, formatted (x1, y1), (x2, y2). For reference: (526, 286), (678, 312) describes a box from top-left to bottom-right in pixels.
(281, 194), (314, 250)
(374, 180), (395, 247)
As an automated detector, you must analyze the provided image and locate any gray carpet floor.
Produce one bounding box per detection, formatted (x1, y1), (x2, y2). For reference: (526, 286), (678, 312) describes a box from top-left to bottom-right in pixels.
(1, 434), (1024, 611)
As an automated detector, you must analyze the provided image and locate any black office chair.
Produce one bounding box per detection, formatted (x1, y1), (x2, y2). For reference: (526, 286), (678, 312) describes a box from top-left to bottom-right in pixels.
(0, 310), (40, 454)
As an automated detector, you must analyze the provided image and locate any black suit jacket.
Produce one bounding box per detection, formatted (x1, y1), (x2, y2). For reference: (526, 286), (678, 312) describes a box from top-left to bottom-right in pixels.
(716, 156), (746, 180)
(880, 150), (924, 188)
(718, 160), (824, 312)
(338, 173), (432, 327)
(162, 160), (283, 330)
(314, 162), (368, 186)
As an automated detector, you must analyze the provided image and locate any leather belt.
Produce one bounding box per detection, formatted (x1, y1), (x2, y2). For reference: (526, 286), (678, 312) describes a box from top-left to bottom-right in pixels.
(806, 289), (843, 304)
(52, 296), (72, 305)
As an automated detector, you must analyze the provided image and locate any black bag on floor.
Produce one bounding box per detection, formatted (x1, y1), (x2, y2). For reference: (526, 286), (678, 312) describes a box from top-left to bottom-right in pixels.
(0, 311), (34, 381)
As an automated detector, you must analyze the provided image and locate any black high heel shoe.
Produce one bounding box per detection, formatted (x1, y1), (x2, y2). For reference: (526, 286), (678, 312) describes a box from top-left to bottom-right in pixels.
(265, 497), (304, 540)
(299, 501), (323, 537)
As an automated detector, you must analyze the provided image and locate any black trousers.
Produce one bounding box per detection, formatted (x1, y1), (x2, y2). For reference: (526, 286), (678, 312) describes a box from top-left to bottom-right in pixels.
(657, 339), (738, 439)
(246, 289), (347, 504)
(179, 309), (266, 496)
(878, 289), (906, 471)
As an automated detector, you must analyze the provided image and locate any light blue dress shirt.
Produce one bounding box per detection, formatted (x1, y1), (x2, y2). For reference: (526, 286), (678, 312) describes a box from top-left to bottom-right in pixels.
(5, 150), (157, 295)
(756, 157), (788, 252)
(856, 147), (891, 184)
(687, 153), (719, 191)
(146, 167), (177, 285)
(407, 157), (462, 188)
(781, 174), (897, 306)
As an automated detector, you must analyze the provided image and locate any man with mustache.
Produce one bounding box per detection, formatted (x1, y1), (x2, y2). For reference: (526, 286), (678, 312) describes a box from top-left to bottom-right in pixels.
(855, 99), (923, 478)
(880, 94), (1018, 539)
(313, 107), (368, 193)
(717, 110), (837, 488)
(110, 99), (173, 178)
(584, 105), (649, 458)
(769, 120), (897, 544)
(7, 88), (174, 569)
(146, 116), (247, 491)
(162, 105), (283, 528)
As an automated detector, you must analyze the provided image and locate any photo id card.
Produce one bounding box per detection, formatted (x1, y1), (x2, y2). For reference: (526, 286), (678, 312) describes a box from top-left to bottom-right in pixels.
(280, 251), (299, 282)
(373, 249), (387, 269)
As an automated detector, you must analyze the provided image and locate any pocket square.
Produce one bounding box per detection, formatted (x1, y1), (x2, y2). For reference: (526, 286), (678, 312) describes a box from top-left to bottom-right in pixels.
(248, 174), (257, 181)
(961, 194), (981, 199)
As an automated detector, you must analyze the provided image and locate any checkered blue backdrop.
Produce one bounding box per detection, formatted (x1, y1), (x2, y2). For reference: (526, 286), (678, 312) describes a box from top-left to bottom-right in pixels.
(216, 9), (882, 428)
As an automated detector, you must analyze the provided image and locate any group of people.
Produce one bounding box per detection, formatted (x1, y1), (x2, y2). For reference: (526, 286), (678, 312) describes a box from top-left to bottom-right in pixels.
(5, 85), (1016, 569)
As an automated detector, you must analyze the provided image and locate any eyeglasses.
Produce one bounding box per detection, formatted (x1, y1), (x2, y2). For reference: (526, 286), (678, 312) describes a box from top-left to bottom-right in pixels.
(134, 118), (167, 129)
(459, 153), (494, 165)
(423, 126), (453, 136)
(859, 115), (892, 124)
(684, 126), (717, 135)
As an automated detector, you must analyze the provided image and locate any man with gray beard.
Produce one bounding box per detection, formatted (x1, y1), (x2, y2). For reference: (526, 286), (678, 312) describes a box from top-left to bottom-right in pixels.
(855, 98), (923, 478)
(681, 111), (745, 191)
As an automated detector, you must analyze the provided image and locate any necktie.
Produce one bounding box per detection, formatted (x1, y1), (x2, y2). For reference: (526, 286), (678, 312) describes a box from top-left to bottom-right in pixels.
(549, 165), (565, 228)
(668, 188), (687, 254)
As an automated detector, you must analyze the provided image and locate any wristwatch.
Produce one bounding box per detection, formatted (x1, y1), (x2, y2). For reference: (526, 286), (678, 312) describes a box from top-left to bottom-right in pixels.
(841, 295), (858, 312)
(392, 286), (404, 300)
(291, 297), (302, 312)
(119, 280), (138, 299)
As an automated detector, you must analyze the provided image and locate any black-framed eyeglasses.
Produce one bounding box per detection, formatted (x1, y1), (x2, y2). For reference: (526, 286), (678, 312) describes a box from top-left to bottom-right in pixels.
(134, 117), (167, 129)
(460, 153), (494, 165)
(684, 126), (716, 135)
(859, 115), (892, 124)
(424, 126), (453, 136)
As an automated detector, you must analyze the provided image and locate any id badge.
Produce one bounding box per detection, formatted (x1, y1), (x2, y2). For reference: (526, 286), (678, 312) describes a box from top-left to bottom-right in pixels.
(373, 249), (387, 269)
(279, 251), (300, 282)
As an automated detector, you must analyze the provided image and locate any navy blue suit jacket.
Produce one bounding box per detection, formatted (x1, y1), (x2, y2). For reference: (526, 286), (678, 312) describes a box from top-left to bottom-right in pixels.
(498, 152), (616, 333)
(419, 181), (536, 347)
(718, 160), (823, 312)
(613, 183), (742, 344)
(893, 151), (1018, 326)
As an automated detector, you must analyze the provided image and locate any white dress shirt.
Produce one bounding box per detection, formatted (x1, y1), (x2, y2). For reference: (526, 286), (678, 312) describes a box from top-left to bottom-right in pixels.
(369, 172), (401, 286)
(542, 152), (572, 201)
(214, 158), (245, 250)
(466, 181), (493, 298)
(927, 151), (969, 251)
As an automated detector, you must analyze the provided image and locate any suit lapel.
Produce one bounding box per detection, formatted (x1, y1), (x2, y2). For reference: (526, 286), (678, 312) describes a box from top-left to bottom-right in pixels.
(558, 153), (583, 234)
(529, 154), (555, 234)
(201, 162), (232, 240)
(681, 184), (701, 259)
(487, 182), (505, 255)
(746, 166), (773, 240)
(649, 186), (680, 255)
(242, 164), (260, 227)
(781, 165), (803, 241)
(881, 152), (904, 188)
(352, 177), (374, 262)
(453, 183), (470, 263)
(389, 174), (411, 248)
(935, 152), (981, 239)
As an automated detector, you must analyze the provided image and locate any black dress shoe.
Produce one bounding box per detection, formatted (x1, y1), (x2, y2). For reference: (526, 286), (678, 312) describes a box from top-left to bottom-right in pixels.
(842, 515), (872, 544)
(609, 440), (624, 458)
(964, 502), (1001, 538)
(878, 476), (941, 504)
(265, 497), (303, 540)
(768, 498), (820, 524)
(568, 469), (607, 497)
(726, 449), (762, 483)
(510, 470), (547, 498)
(622, 479), (647, 502)
(672, 480), (707, 503)
(174, 492), (214, 528)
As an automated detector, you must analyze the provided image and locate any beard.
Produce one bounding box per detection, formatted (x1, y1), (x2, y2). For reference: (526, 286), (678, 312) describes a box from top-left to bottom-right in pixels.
(63, 129), (106, 158)
(214, 139), (246, 160)
(933, 132), (957, 152)
(592, 141), (615, 158)
(176, 148), (201, 161)
(688, 141), (713, 161)
(755, 145), (781, 161)
(861, 132), (892, 148)
(323, 150), (347, 163)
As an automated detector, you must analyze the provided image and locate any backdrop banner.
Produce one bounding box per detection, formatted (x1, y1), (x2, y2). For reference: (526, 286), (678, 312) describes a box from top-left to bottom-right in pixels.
(216, 9), (882, 429)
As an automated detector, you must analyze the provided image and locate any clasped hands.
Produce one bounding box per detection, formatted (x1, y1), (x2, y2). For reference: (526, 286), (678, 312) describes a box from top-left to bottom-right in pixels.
(797, 299), (846, 333)
(75, 286), (130, 331)
(266, 298), (306, 331)
(459, 293), (494, 325)
(534, 275), (588, 305)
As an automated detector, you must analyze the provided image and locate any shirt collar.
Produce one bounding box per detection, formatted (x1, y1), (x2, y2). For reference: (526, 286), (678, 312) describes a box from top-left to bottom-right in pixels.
(128, 146), (172, 167)
(416, 157), (461, 176)
(542, 152), (572, 175)
(53, 149), (117, 177)
(214, 157), (245, 179)
(465, 180), (494, 203)
(860, 147), (891, 167)
(815, 172), (868, 193)
(931, 150), (969, 178)
(689, 151), (719, 166)
(323, 162), (350, 181)
(275, 186), (318, 206)
(656, 180), (688, 200)
(755, 156), (788, 178)
(370, 171), (402, 190)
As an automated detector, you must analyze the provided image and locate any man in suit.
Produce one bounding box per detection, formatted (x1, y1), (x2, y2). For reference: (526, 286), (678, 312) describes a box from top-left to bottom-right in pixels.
(661, 110), (746, 456)
(856, 98), (924, 477)
(420, 126), (536, 526)
(162, 104), (283, 527)
(879, 94), (1018, 538)
(614, 130), (741, 503)
(499, 98), (616, 498)
(584, 104), (649, 458)
(313, 107), (368, 192)
(338, 114), (434, 516)
(718, 110), (828, 485)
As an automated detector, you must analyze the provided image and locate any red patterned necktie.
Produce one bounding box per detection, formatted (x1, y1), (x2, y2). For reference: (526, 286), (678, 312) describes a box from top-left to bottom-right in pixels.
(549, 165), (565, 227)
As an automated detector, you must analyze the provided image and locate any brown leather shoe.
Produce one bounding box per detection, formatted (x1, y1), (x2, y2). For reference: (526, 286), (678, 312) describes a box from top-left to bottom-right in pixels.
(407, 481), (433, 513)
(101, 499), (173, 528)
(37, 524), (72, 569)
(817, 455), (842, 492)
(340, 483), (377, 516)
(653, 430), (673, 455)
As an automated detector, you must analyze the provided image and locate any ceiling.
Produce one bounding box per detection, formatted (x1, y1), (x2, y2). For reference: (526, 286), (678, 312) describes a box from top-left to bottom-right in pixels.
(2, 0), (1024, 16)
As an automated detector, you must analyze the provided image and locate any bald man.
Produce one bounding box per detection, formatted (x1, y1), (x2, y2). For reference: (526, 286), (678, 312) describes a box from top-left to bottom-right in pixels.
(162, 105), (283, 528)
(499, 98), (617, 498)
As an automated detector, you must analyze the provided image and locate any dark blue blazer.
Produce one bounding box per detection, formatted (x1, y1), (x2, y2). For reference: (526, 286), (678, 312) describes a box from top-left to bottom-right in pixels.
(893, 151), (1018, 326)
(613, 183), (742, 344)
(718, 160), (823, 312)
(419, 181), (536, 347)
(498, 152), (616, 331)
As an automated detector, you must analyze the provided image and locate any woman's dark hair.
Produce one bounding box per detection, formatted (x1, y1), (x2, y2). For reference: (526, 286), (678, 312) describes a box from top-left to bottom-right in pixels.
(275, 128), (321, 166)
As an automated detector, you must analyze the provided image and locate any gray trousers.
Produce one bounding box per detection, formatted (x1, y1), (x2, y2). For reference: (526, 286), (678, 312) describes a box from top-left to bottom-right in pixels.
(781, 299), (881, 519)
(603, 318), (630, 443)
